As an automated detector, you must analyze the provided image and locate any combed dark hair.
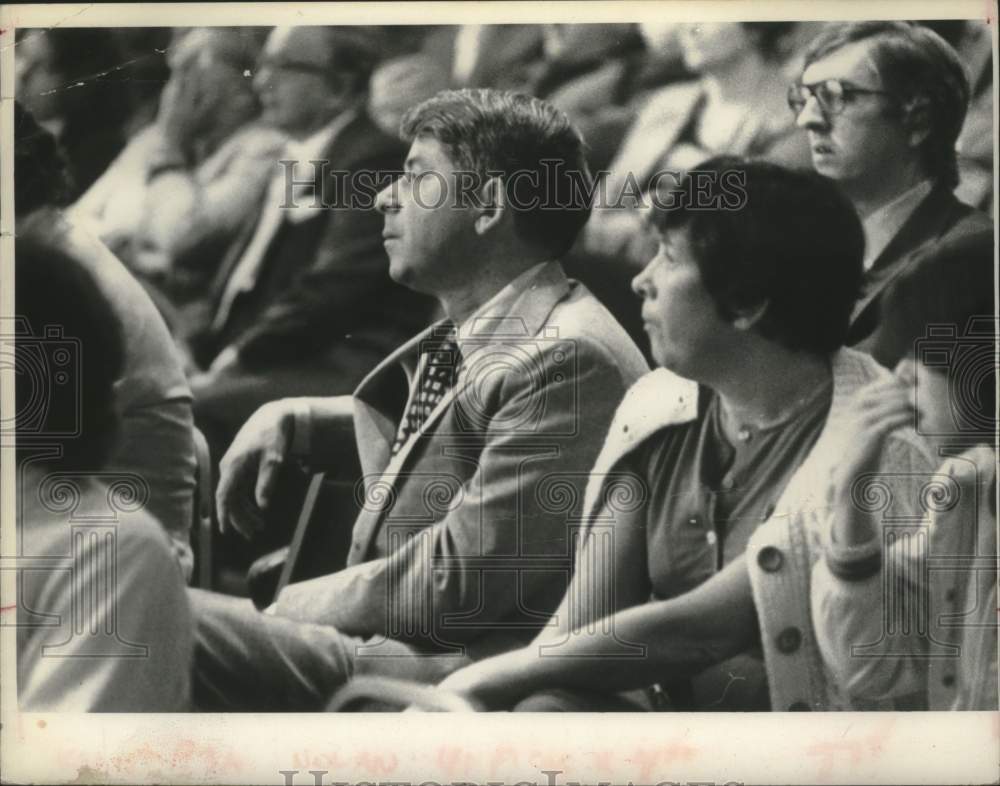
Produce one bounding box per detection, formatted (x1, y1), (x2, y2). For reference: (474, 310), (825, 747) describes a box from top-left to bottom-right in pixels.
(400, 88), (593, 258)
(651, 156), (864, 355)
(803, 21), (970, 188)
(14, 100), (73, 212)
(15, 227), (125, 471)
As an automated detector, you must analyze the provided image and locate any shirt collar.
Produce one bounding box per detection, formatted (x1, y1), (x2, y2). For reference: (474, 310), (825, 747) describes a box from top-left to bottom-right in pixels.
(279, 110), (358, 224)
(861, 179), (934, 271)
(454, 261), (552, 351)
(284, 109), (358, 162)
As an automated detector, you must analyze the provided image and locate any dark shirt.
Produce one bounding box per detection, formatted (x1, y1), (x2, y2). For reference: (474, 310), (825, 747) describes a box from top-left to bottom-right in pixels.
(620, 383), (832, 710)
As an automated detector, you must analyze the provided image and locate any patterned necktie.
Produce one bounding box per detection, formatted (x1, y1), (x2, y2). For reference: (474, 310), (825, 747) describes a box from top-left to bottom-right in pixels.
(391, 321), (461, 455)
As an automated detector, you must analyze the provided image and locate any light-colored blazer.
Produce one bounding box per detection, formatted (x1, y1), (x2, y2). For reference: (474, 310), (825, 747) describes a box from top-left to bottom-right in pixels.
(275, 262), (649, 658)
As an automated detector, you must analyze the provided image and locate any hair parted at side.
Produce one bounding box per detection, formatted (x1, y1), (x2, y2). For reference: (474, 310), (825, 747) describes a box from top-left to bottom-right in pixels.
(802, 21), (970, 188)
(651, 156), (864, 356)
(400, 88), (594, 258)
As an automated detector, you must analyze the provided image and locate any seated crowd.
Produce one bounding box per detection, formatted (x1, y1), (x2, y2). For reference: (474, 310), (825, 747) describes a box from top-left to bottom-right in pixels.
(11, 20), (996, 712)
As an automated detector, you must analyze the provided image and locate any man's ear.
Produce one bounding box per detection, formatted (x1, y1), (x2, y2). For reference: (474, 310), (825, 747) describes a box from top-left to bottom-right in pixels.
(474, 176), (505, 236)
(901, 96), (932, 149)
(732, 300), (769, 331)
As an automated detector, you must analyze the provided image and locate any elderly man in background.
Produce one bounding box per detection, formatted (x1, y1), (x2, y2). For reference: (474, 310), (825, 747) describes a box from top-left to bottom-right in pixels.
(72, 27), (285, 301)
(788, 21), (993, 359)
(184, 26), (434, 461)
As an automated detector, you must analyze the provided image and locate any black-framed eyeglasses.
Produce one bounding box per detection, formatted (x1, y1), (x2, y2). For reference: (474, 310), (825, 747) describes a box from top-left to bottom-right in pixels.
(787, 79), (892, 116)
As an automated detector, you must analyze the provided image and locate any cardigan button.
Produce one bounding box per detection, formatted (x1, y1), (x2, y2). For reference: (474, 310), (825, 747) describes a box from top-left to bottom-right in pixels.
(757, 545), (784, 572)
(788, 701), (811, 711)
(942, 674), (956, 688)
(776, 626), (802, 654)
(945, 588), (957, 603)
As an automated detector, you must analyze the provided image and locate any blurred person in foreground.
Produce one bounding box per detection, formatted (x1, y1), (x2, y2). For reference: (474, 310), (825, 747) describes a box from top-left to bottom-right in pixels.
(788, 21), (993, 356)
(189, 89), (648, 710)
(15, 101), (198, 580)
(15, 234), (192, 711)
(811, 224), (997, 711)
(436, 159), (937, 712)
(72, 28), (286, 300)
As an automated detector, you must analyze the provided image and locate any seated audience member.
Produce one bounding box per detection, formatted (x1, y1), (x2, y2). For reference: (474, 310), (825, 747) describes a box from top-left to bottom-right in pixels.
(420, 24), (546, 91)
(108, 28), (174, 136)
(788, 21), (993, 347)
(72, 28), (286, 297)
(190, 88), (649, 711)
(581, 22), (812, 268)
(813, 243), (997, 711)
(950, 21), (994, 213)
(436, 159), (937, 712)
(15, 235), (193, 711)
(15, 28), (133, 197)
(567, 22), (812, 359)
(15, 102), (198, 580)
(184, 26), (435, 459)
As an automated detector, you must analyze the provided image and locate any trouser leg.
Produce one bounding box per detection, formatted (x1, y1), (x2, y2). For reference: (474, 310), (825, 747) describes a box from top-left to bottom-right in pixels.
(189, 588), (361, 711)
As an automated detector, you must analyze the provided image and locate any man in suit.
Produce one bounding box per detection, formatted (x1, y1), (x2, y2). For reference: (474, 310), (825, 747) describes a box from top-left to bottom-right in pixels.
(789, 21), (993, 356)
(186, 26), (434, 458)
(190, 88), (649, 710)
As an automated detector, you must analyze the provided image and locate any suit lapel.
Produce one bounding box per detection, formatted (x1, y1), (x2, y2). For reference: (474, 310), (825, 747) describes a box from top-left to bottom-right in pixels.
(852, 188), (965, 326)
(349, 263), (572, 562)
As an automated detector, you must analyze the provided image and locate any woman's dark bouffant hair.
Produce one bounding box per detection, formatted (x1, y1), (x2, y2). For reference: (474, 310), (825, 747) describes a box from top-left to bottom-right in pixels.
(651, 156), (864, 356)
(15, 231), (125, 471)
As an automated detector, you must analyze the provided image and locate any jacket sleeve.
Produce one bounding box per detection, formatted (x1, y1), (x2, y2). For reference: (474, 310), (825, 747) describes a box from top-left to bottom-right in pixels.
(809, 431), (938, 702)
(273, 339), (638, 648)
(232, 152), (403, 368)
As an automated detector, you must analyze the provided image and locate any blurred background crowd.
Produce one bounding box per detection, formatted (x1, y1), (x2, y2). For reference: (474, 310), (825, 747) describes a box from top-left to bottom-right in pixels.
(11, 20), (997, 652)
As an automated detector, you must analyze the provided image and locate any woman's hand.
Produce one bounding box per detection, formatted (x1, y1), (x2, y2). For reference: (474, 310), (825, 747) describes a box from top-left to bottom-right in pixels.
(437, 649), (535, 710)
(827, 373), (915, 545)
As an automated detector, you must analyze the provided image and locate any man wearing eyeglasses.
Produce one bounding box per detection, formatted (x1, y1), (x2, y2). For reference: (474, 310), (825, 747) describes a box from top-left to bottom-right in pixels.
(788, 21), (992, 360)
(186, 26), (434, 464)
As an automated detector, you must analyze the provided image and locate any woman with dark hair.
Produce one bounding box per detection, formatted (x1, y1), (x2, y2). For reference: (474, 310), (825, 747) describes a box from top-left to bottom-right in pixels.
(435, 158), (938, 712)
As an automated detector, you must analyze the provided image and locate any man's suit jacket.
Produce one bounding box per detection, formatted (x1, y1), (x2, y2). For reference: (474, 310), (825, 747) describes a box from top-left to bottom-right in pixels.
(191, 113), (435, 381)
(274, 262), (650, 658)
(848, 186), (993, 350)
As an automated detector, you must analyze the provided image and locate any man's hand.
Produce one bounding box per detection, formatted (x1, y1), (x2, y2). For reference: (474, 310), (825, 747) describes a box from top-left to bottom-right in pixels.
(216, 400), (296, 538)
